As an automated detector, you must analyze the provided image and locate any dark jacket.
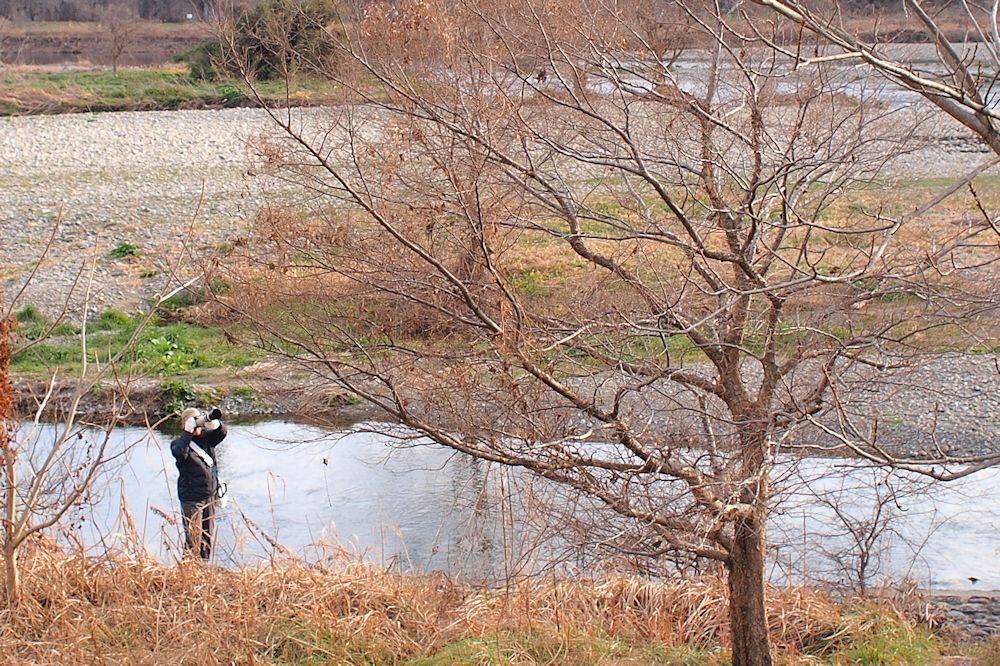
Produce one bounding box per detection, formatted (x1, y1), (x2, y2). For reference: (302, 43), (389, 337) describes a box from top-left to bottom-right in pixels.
(170, 425), (227, 503)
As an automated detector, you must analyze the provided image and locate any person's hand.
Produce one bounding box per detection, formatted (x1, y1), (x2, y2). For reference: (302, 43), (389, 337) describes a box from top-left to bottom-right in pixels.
(184, 417), (197, 433)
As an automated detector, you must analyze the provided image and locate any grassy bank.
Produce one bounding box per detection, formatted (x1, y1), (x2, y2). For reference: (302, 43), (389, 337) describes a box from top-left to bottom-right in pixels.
(11, 303), (258, 377)
(1, 542), (952, 665)
(0, 65), (345, 115)
(9, 302), (262, 419)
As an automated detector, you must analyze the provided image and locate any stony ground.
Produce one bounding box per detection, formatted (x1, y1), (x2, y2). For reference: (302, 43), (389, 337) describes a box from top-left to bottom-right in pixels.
(1, 105), (996, 318)
(0, 107), (276, 316)
(1, 104), (997, 453)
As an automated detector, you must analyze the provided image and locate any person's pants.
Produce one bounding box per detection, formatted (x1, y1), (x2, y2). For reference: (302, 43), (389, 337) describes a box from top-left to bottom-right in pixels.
(181, 499), (215, 560)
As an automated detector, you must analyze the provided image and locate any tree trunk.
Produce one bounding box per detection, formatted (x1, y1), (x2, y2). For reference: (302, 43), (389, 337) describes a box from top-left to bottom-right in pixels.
(727, 515), (773, 666)
(0, 306), (17, 605)
(3, 541), (19, 605)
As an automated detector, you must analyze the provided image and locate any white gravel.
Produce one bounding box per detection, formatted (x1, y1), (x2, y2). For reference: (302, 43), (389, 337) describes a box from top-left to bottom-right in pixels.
(0, 104), (996, 316)
(0, 108), (282, 316)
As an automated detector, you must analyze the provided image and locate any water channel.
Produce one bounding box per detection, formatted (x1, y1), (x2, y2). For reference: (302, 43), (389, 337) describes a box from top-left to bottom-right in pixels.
(21, 419), (1000, 591)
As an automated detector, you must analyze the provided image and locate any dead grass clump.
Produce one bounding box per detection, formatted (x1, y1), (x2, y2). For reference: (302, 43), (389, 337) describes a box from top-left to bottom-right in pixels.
(0, 541), (929, 664)
(452, 576), (842, 656)
(3, 541), (459, 664)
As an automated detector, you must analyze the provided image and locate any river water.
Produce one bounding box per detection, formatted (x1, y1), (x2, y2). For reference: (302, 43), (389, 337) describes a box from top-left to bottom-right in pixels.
(21, 420), (1000, 590)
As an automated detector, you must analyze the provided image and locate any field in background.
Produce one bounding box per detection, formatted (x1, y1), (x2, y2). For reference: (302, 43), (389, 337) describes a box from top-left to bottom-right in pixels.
(0, 65), (346, 114)
(0, 19), (208, 67)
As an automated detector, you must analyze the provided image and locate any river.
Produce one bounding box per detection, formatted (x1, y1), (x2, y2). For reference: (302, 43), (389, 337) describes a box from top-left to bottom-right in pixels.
(18, 420), (1000, 590)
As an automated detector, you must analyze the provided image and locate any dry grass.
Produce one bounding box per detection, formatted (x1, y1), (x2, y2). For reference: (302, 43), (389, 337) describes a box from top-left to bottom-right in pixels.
(0, 538), (914, 665)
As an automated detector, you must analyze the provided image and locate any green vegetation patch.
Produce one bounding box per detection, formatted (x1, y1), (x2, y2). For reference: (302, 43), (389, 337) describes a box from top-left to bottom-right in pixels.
(13, 304), (80, 340)
(11, 308), (260, 377)
(0, 66), (345, 116)
(260, 619), (399, 666)
(403, 629), (715, 666)
(110, 240), (141, 259)
(809, 606), (939, 665)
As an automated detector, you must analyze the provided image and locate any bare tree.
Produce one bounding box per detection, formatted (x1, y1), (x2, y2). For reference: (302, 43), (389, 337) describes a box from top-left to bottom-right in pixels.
(0, 16), (10, 66)
(100, 2), (140, 75)
(0, 230), (195, 603)
(769, 463), (945, 596)
(215, 0), (999, 662)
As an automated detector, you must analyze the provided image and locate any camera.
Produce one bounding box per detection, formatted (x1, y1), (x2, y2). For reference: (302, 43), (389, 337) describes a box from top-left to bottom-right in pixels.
(195, 407), (223, 431)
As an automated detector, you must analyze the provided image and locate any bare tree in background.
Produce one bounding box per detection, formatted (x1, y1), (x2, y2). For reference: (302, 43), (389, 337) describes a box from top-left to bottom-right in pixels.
(215, 0), (999, 662)
(100, 2), (139, 75)
(769, 464), (945, 596)
(0, 16), (10, 66)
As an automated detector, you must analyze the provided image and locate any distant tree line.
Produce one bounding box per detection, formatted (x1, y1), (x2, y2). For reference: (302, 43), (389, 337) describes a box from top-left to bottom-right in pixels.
(0, 0), (216, 21)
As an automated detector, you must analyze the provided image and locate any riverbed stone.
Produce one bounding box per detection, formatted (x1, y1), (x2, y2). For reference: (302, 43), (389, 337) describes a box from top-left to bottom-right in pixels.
(928, 591), (1000, 640)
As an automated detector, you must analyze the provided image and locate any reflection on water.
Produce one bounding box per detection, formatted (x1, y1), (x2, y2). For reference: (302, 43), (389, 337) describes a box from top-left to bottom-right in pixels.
(78, 421), (522, 579)
(769, 458), (1000, 590)
(22, 420), (1000, 589)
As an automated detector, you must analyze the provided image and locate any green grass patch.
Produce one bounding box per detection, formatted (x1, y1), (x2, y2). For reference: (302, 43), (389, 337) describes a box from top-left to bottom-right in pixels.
(970, 339), (1000, 354)
(621, 333), (699, 361)
(261, 619), (398, 666)
(13, 304), (80, 341)
(0, 66), (348, 116)
(970, 634), (1000, 665)
(156, 279), (232, 313)
(512, 269), (549, 298)
(11, 308), (261, 377)
(110, 240), (141, 259)
(403, 629), (700, 666)
(230, 385), (258, 400)
(810, 607), (939, 665)
(94, 308), (133, 330)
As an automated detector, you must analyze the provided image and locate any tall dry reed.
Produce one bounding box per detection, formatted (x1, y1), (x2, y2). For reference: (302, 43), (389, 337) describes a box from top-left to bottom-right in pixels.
(0, 538), (857, 665)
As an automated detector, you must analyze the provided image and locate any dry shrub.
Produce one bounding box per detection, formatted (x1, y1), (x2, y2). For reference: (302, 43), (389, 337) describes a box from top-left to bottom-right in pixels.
(0, 539), (854, 664)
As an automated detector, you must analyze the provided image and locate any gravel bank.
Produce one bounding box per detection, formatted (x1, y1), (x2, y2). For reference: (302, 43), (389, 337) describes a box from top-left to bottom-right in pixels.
(0, 108), (286, 316)
(1, 104), (996, 316)
(1, 105), (997, 450)
(929, 590), (1000, 642)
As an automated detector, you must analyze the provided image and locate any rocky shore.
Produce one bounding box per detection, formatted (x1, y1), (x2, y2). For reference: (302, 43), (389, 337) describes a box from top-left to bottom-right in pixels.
(929, 590), (1000, 643)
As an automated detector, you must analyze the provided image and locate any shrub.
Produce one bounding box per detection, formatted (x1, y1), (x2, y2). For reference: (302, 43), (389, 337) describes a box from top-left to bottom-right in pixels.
(177, 0), (343, 82)
(174, 38), (222, 81)
(238, 0), (343, 80)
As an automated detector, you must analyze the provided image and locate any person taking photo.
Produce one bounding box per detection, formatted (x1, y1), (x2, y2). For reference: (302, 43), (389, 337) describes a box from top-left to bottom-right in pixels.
(170, 406), (226, 560)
